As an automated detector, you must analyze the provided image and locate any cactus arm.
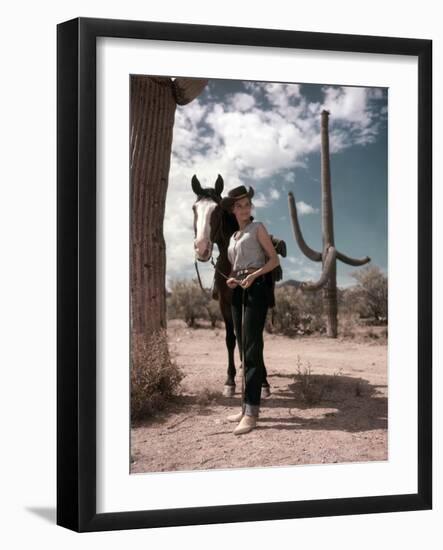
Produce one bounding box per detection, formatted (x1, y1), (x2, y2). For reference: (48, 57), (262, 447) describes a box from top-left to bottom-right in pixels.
(301, 246), (337, 291)
(336, 250), (371, 266)
(288, 191), (322, 262)
(173, 78), (209, 105)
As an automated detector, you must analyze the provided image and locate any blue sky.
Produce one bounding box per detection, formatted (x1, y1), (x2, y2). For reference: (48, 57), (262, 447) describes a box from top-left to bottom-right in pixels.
(163, 78), (388, 290)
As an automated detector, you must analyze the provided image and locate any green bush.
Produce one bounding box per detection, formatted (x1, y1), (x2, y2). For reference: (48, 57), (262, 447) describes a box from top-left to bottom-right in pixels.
(167, 278), (221, 327)
(269, 286), (301, 336)
(269, 285), (325, 335)
(349, 265), (388, 323)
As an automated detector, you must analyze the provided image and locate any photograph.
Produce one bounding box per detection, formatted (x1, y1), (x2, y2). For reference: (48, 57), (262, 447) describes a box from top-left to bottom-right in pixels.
(0, 0), (437, 544)
(55, 15), (432, 533)
(129, 75), (388, 473)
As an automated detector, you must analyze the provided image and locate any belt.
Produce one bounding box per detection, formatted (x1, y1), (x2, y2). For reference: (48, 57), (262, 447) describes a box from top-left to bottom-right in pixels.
(232, 267), (265, 282)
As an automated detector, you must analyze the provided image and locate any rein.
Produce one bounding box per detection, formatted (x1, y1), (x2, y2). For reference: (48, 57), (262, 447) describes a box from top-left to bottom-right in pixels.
(194, 251), (287, 329)
(194, 255), (229, 298)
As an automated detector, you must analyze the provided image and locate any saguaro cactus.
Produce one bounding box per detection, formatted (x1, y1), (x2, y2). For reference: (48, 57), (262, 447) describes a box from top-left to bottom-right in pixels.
(130, 75), (207, 345)
(288, 110), (371, 337)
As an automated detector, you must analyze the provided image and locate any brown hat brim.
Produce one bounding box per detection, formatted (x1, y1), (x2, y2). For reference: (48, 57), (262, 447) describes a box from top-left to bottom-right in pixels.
(220, 188), (254, 210)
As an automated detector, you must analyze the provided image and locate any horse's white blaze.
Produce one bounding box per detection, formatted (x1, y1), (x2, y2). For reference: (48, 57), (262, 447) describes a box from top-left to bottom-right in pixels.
(194, 198), (217, 259)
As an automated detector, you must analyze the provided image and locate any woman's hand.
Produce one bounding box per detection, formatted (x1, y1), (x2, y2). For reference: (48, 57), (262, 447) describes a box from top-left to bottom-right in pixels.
(240, 273), (256, 289)
(226, 277), (239, 289)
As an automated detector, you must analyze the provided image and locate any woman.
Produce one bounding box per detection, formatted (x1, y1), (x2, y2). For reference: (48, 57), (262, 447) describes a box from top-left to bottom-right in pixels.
(220, 185), (280, 435)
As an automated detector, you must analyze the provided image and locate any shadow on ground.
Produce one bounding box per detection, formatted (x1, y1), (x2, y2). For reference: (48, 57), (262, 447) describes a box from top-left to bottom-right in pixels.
(133, 373), (387, 434)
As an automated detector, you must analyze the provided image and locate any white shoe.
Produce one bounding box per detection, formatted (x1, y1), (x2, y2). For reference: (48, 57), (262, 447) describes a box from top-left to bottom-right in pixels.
(227, 410), (244, 422)
(233, 415), (257, 435)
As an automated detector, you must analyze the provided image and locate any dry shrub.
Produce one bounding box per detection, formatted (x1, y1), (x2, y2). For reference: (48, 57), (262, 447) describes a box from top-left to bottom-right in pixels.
(167, 278), (222, 328)
(271, 286), (326, 336)
(350, 265), (388, 322)
(339, 314), (358, 339)
(270, 287), (301, 336)
(360, 325), (388, 344)
(131, 330), (184, 421)
(341, 320), (355, 339)
(195, 388), (221, 406)
(295, 356), (325, 405)
(294, 356), (344, 405)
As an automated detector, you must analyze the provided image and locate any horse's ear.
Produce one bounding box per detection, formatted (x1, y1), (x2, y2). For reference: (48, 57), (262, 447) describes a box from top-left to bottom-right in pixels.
(214, 174), (224, 196)
(191, 175), (202, 195)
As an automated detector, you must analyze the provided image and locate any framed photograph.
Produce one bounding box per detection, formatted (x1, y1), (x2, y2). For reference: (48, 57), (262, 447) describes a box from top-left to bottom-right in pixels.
(57, 17), (432, 532)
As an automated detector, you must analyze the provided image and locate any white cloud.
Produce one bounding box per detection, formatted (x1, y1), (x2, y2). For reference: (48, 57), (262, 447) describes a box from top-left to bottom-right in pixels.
(297, 201), (319, 215)
(321, 85), (386, 151)
(205, 106), (308, 179)
(323, 86), (370, 126)
(229, 92), (256, 112)
(278, 253), (323, 283)
(269, 188), (280, 200)
(285, 264), (321, 281)
(263, 82), (302, 113)
(250, 187), (282, 209)
(252, 191), (269, 208)
(287, 255), (304, 265)
(163, 81), (385, 283)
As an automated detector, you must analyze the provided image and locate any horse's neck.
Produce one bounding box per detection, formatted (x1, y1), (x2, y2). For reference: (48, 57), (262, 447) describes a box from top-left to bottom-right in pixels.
(215, 212), (238, 261)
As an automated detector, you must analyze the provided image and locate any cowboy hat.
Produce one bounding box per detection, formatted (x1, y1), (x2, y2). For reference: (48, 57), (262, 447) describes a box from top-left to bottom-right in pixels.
(220, 185), (255, 211)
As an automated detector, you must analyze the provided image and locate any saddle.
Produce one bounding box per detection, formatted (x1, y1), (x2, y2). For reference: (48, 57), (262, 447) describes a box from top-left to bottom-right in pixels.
(211, 234), (287, 306)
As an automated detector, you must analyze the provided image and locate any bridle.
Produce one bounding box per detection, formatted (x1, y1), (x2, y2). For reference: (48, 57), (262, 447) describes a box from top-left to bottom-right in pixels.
(193, 197), (231, 296)
(193, 256), (230, 298)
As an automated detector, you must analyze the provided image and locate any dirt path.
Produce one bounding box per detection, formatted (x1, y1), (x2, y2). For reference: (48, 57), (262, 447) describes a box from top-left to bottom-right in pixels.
(131, 319), (387, 473)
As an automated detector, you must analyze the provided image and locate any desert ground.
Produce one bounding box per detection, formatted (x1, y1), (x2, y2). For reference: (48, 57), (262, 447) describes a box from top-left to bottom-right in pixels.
(131, 319), (387, 473)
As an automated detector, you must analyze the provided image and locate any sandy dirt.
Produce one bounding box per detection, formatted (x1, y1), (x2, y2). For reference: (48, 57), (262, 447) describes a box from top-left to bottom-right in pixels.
(131, 319), (387, 473)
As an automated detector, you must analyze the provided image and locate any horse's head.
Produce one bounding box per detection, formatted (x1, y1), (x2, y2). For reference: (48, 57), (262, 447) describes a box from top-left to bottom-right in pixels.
(191, 174), (224, 262)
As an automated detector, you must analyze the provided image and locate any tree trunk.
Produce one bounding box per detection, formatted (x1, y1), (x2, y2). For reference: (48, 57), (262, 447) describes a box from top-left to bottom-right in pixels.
(324, 262), (338, 337)
(130, 75), (208, 366)
(321, 110), (338, 338)
(130, 76), (176, 340)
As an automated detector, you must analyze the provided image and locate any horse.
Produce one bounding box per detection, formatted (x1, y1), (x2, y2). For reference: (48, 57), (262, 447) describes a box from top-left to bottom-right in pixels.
(191, 174), (271, 398)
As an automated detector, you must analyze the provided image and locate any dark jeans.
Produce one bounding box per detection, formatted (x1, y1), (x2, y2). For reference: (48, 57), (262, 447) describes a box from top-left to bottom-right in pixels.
(231, 276), (269, 417)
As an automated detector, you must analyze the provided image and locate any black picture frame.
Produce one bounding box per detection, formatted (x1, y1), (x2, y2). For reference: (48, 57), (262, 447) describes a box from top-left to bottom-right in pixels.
(57, 16), (432, 532)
